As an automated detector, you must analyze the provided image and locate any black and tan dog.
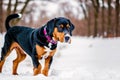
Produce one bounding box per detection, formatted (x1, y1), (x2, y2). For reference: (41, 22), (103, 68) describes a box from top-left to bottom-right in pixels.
(0, 14), (74, 76)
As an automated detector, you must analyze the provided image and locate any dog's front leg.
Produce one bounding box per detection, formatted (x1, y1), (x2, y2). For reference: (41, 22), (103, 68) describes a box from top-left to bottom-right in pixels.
(31, 47), (42, 76)
(42, 49), (56, 76)
(32, 56), (42, 76)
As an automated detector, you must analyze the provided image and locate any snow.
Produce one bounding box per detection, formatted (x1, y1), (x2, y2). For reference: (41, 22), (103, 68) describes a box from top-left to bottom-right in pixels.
(0, 33), (120, 80)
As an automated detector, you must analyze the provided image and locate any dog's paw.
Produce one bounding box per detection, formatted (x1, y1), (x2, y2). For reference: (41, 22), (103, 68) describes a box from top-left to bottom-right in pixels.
(13, 73), (18, 75)
(42, 69), (48, 76)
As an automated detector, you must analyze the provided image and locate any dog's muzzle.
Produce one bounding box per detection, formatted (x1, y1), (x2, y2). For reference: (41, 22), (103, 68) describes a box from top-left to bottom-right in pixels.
(64, 34), (71, 44)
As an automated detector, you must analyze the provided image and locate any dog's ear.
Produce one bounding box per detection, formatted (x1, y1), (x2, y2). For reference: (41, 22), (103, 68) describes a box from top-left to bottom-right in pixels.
(68, 20), (75, 36)
(46, 18), (56, 36)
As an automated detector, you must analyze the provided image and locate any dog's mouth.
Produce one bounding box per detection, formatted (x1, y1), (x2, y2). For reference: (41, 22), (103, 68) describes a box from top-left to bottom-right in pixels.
(55, 34), (71, 44)
(56, 37), (64, 43)
(53, 33), (71, 44)
(53, 36), (61, 42)
(64, 36), (71, 43)
(64, 34), (71, 44)
(64, 37), (71, 44)
(57, 37), (63, 42)
(57, 37), (60, 41)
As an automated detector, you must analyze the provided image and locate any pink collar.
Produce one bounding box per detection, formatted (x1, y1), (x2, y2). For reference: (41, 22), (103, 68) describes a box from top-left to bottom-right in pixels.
(43, 26), (57, 44)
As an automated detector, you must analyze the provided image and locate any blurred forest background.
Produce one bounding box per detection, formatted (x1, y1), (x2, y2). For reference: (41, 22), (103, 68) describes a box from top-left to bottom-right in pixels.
(0, 0), (120, 37)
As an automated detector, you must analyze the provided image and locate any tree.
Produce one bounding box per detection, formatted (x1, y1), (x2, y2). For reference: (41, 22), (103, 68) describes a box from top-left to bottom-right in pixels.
(0, 0), (30, 33)
(101, 0), (105, 37)
(86, 3), (91, 37)
(7, 0), (11, 15)
(115, 0), (120, 37)
(107, 0), (112, 37)
(91, 0), (100, 37)
(79, 0), (87, 19)
(13, 0), (18, 13)
(11, 0), (30, 26)
(0, 0), (3, 33)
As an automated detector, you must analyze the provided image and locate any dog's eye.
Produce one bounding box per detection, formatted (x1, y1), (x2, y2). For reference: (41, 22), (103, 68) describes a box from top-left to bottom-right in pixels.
(58, 25), (64, 32)
(66, 24), (70, 28)
(60, 24), (64, 28)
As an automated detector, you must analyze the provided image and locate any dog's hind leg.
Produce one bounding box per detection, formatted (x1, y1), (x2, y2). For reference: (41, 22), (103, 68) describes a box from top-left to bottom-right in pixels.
(12, 43), (26, 75)
(0, 60), (4, 73)
(0, 34), (14, 73)
(0, 42), (12, 73)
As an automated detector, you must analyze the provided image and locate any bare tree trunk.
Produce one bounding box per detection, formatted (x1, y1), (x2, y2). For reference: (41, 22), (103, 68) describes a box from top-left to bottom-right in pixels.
(87, 5), (91, 37)
(79, 0), (87, 19)
(0, 0), (3, 33)
(115, 0), (120, 37)
(102, 0), (105, 37)
(80, 0), (90, 36)
(91, 0), (99, 37)
(107, 0), (112, 37)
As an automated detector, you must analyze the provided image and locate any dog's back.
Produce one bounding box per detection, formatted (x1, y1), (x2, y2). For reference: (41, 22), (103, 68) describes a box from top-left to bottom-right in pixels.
(8, 26), (34, 54)
(5, 14), (36, 55)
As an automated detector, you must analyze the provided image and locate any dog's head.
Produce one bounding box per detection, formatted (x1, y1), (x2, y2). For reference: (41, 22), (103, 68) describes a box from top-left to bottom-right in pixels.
(46, 17), (74, 43)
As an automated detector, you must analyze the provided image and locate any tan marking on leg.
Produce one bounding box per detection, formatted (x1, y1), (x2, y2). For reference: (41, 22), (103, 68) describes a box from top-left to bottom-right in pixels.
(36, 45), (46, 59)
(42, 57), (51, 76)
(0, 42), (26, 74)
(42, 49), (56, 76)
(33, 64), (42, 76)
(13, 48), (26, 75)
(0, 60), (5, 72)
(32, 45), (45, 75)
(0, 48), (12, 73)
(11, 42), (26, 75)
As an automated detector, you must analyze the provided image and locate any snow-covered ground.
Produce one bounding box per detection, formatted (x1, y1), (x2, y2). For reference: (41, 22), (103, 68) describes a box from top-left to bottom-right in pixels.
(0, 34), (120, 80)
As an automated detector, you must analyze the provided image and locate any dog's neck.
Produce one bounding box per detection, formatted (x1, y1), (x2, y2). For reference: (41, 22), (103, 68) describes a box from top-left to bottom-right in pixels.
(43, 26), (57, 45)
(36, 26), (57, 50)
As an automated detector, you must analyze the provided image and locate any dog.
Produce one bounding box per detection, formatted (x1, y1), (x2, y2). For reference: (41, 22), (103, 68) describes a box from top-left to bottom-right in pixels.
(0, 14), (74, 76)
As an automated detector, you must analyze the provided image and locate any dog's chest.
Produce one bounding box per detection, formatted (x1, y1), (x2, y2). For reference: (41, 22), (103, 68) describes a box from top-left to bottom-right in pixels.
(36, 45), (56, 59)
(42, 46), (52, 59)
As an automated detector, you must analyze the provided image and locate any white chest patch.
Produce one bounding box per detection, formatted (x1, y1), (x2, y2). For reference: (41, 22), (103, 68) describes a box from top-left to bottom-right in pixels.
(43, 46), (51, 59)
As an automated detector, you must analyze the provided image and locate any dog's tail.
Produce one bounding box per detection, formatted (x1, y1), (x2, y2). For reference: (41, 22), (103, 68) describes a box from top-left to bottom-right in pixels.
(5, 13), (22, 31)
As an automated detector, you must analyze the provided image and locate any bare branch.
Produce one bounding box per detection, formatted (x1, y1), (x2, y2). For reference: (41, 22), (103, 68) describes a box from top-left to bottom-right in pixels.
(7, 0), (11, 15)
(13, 0), (18, 13)
(20, 0), (30, 14)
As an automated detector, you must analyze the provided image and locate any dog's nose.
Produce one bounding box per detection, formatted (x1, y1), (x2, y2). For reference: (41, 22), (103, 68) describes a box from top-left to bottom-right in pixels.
(65, 36), (70, 42)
